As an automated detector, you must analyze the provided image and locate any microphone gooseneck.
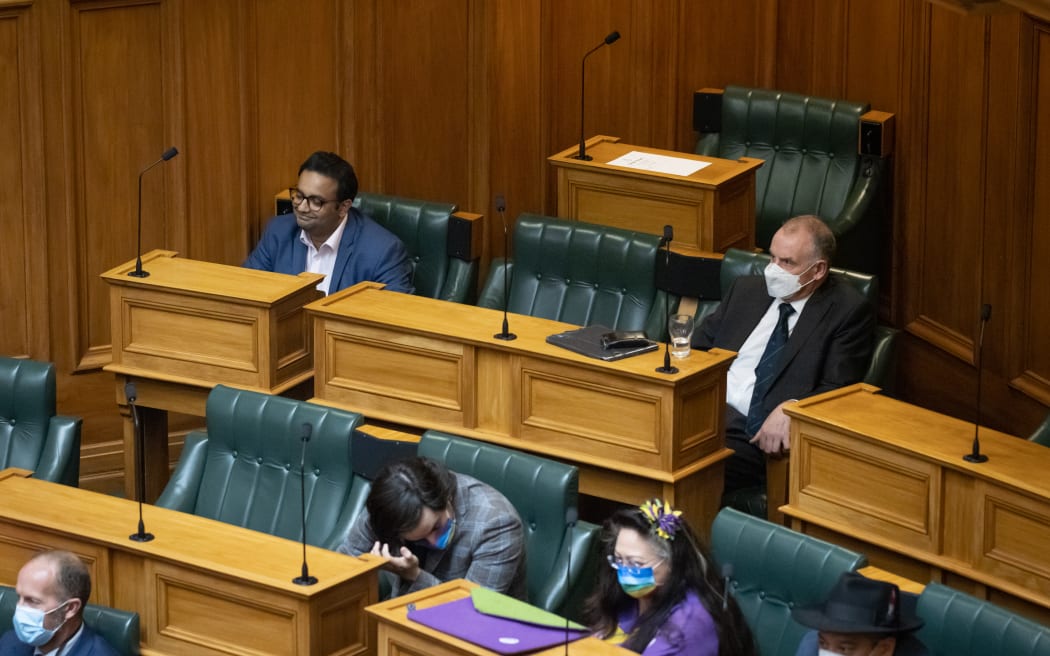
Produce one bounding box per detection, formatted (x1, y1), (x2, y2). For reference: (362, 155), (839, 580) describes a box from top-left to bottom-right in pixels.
(964, 303), (992, 463)
(493, 194), (517, 341)
(656, 225), (678, 374)
(129, 146), (180, 278)
(564, 507), (578, 656)
(574, 31), (622, 161)
(126, 381), (155, 543)
(721, 563), (734, 611)
(293, 422), (318, 585)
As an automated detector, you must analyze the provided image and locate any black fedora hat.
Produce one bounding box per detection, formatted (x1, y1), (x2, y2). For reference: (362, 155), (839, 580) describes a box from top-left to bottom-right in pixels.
(792, 572), (924, 635)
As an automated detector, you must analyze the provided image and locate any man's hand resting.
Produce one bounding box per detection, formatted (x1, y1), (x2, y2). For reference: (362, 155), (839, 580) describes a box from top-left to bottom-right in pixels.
(748, 402), (794, 456)
(370, 541), (421, 582)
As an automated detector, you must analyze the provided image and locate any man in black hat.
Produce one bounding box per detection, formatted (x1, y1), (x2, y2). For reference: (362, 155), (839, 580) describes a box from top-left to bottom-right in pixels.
(792, 572), (928, 656)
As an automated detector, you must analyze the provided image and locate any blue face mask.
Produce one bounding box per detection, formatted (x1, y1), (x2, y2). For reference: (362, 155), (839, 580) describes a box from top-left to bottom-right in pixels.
(432, 517), (456, 550)
(13, 600), (70, 647)
(617, 565), (657, 599)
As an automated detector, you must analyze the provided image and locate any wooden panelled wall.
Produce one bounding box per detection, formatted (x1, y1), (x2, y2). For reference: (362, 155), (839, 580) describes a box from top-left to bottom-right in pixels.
(2, 0), (1050, 491)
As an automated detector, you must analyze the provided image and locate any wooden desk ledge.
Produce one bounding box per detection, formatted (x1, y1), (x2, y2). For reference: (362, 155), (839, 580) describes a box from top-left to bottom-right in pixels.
(858, 565), (926, 595)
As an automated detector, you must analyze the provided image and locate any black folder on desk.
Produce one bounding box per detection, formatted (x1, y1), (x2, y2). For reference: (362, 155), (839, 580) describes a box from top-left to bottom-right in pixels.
(546, 324), (659, 362)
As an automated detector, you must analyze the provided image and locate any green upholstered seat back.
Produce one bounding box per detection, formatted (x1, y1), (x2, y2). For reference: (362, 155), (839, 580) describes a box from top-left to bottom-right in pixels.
(0, 356), (81, 486)
(417, 431), (599, 618)
(478, 214), (666, 334)
(710, 508), (867, 656)
(0, 585), (141, 655)
(156, 385), (363, 549)
(1029, 413), (1050, 447)
(916, 582), (1050, 656)
(698, 86), (869, 249)
(355, 192), (477, 303)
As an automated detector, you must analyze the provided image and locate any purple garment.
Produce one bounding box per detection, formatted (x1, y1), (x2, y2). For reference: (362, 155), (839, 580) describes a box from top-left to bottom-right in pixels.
(616, 590), (719, 656)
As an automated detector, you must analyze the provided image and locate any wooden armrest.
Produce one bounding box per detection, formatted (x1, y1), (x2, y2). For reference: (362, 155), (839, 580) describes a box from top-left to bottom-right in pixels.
(449, 211), (483, 261)
(859, 110), (896, 158)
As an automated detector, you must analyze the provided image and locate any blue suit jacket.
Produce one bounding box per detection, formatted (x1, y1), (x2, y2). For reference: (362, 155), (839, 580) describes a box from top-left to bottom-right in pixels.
(244, 209), (414, 294)
(0, 625), (121, 656)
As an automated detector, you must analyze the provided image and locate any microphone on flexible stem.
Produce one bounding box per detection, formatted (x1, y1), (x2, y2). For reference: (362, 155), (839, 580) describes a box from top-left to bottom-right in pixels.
(293, 422), (318, 585)
(573, 31), (621, 161)
(129, 146), (179, 278)
(721, 563), (734, 611)
(656, 225), (678, 374)
(563, 507), (578, 656)
(126, 381), (155, 543)
(493, 194), (517, 341)
(964, 303), (992, 463)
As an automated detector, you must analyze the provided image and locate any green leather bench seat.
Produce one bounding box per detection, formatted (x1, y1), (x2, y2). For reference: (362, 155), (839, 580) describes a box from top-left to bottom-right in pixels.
(695, 85), (888, 274)
(710, 508), (867, 656)
(155, 385), (367, 551)
(477, 214), (670, 336)
(355, 192), (478, 303)
(417, 430), (600, 622)
(0, 356), (81, 486)
(0, 585), (141, 656)
(916, 582), (1050, 655)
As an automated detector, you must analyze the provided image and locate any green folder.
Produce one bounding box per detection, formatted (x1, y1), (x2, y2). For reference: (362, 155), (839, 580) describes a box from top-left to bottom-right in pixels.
(470, 587), (587, 631)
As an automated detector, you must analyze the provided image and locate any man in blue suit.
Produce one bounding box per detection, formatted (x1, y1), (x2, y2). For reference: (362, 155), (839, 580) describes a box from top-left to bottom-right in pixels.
(245, 151), (414, 295)
(0, 550), (120, 656)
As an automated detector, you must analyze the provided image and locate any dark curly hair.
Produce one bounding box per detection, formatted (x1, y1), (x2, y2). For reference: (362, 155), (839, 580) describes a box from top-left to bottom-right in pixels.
(298, 150), (358, 202)
(583, 504), (756, 656)
(365, 457), (457, 547)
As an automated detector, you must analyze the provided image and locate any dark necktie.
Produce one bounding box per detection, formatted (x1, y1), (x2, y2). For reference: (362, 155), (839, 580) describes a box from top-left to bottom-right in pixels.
(746, 302), (795, 436)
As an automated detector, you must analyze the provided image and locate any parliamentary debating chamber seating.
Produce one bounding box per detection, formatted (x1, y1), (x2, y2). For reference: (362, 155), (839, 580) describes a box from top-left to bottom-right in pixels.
(694, 85), (894, 274)
(0, 356), (82, 487)
(0, 585), (141, 656)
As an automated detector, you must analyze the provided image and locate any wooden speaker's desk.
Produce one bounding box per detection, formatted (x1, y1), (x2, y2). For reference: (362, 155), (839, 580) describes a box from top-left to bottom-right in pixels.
(307, 283), (735, 528)
(366, 579), (620, 656)
(0, 468), (383, 656)
(101, 250), (322, 500)
(783, 383), (1050, 621)
(548, 135), (762, 255)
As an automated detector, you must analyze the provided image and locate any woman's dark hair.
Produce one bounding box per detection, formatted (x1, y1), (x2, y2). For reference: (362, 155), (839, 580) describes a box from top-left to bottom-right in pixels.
(365, 457), (457, 547)
(298, 150), (358, 202)
(583, 504), (756, 656)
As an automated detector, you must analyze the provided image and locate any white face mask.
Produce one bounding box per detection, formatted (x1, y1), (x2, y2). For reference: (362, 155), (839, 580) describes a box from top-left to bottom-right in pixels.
(763, 261), (819, 300)
(13, 600), (70, 647)
(818, 650), (844, 656)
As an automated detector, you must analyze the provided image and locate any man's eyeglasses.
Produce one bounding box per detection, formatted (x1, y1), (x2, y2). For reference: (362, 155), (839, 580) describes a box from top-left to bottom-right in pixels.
(607, 554), (664, 571)
(289, 188), (341, 212)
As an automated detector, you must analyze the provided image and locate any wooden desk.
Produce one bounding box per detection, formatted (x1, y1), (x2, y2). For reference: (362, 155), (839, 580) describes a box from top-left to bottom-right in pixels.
(101, 250), (322, 500)
(548, 135), (763, 255)
(308, 284), (735, 528)
(366, 579), (620, 656)
(0, 468), (383, 656)
(783, 383), (1050, 622)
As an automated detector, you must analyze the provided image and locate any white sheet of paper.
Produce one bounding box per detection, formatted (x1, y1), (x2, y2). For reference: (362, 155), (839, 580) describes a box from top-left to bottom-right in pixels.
(606, 150), (710, 176)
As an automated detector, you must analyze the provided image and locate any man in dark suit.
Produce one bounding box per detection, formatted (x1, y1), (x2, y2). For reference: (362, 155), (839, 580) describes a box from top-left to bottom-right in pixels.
(693, 215), (874, 492)
(244, 151), (414, 295)
(0, 550), (119, 656)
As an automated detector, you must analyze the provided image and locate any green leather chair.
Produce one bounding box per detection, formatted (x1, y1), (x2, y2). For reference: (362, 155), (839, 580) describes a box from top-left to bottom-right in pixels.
(694, 85), (891, 274)
(477, 214), (672, 336)
(0, 356), (81, 486)
(915, 582), (1050, 655)
(1028, 413), (1050, 447)
(155, 385), (366, 550)
(710, 508), (867, 656)
(417, 430), (601, 622)
(354, 192), (480, 303)
(0, 585), (141, 655)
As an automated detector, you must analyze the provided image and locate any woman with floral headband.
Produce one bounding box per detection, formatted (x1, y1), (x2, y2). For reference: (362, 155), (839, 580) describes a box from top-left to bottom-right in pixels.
(584, 499), (756, 656)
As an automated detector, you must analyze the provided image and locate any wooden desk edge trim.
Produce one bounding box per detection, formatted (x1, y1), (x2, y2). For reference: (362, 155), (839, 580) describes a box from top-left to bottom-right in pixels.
(104, 364), (313, 396)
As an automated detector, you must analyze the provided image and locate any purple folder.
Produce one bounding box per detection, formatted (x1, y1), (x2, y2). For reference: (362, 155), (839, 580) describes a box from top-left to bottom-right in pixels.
(408, 596), (590, 654)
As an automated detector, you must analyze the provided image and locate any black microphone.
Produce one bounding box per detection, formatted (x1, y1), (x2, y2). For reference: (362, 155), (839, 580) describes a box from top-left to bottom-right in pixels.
(129, 147), (180, 278)
(964, 304), (992, 463)
(656, 225), (678, 374)
(563, 507), (578, 656)
(126, 381), (154, 543)
(573, 31), (621, 161)
(293, 422), (318, 585)
(721, 563), (734, 610)
(493, 194), (517, 341)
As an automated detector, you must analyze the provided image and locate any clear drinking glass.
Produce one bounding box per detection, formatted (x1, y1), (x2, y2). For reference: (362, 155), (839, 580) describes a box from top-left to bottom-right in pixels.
(668, 314), (694, 359)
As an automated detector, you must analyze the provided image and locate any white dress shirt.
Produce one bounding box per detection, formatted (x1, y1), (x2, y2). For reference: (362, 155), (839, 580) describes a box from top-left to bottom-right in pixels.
(299, 216), (348, 295)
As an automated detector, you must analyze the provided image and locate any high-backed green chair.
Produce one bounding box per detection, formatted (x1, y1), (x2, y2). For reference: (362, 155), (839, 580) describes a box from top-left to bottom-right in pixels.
(0, 585), (141, 656)
(0, 356), (81, 486)
(916, 582), (1050, 656)
(477, 214), (671, 337)
(417, 430), (600, 622)
(694, 85), (893, 274)
(155, 385), (366, 550)
(710, 508), (867, 656)
(354, 192), (480, 303)
(1028, 413), (1050, 448)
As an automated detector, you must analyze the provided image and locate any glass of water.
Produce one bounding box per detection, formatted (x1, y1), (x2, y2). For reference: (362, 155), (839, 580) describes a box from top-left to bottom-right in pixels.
(668, 314), (694, 359)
